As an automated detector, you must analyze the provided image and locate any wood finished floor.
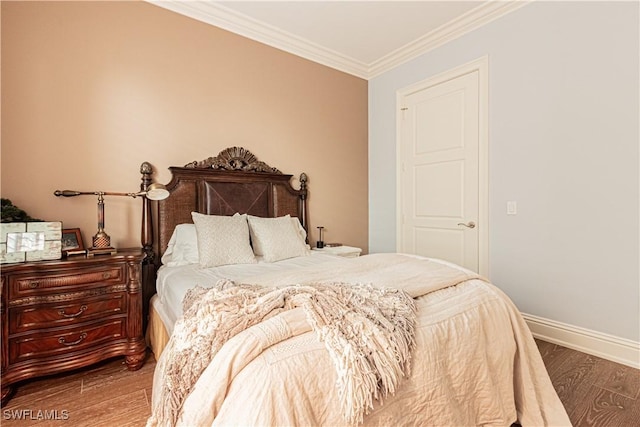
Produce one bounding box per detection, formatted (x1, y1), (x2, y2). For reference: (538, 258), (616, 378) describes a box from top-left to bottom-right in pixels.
(535, 340), (640, 426)
(2, 340), (639, 426)
(2, 353), (155, 427)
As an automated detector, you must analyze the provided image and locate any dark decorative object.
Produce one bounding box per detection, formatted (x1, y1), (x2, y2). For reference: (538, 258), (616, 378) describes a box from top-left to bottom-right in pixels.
(1, 199), (42, 223)
(316, 226), (325, 248)
(185, 146), (281, 173)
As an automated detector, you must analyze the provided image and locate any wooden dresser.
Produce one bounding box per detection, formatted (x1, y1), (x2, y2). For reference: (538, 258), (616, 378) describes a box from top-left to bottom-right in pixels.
(0, 248), (147, 404)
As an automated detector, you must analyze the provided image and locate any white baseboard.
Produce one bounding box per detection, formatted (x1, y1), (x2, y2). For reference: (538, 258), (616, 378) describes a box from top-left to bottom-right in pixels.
(522, 313), (640, 369)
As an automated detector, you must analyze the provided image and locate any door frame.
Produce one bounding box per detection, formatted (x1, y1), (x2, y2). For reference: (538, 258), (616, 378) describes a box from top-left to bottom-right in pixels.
(395, 56), (489, 277)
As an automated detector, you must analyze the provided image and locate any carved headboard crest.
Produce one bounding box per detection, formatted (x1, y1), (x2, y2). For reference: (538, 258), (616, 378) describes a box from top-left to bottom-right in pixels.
(184, 146), (281, 174)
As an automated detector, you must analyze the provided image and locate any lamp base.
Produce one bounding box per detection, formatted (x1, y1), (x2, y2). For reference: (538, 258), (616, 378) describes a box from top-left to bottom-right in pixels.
(92, 231), (111, 249)
(87, 247), (118, 257)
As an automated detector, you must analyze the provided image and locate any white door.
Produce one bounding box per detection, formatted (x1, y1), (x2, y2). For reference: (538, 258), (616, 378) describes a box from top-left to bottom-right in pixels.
(398, 59), (488, 274)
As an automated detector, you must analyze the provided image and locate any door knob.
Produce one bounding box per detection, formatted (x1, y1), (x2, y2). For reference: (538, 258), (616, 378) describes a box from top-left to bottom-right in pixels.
(457, 221), (476, 229)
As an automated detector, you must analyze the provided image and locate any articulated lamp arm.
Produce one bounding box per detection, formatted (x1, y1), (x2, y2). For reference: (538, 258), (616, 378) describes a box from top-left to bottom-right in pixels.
(54, 184), (168, 201)
(54, 190), (140, 198)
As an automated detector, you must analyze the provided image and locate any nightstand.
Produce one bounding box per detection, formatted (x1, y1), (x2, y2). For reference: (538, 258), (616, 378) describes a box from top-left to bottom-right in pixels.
(0, 248), (147, 404)
(313, 245), (362, 258)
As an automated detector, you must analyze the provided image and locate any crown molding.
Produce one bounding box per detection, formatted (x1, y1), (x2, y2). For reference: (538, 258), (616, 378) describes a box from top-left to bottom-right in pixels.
(147, 0), (369, 78)
(148, 0), (530, 80)
(368, 0), (532, 78)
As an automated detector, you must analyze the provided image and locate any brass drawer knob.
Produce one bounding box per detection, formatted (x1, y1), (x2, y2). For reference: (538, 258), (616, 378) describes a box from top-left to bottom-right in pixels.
(28, 281), (40, 289)
(58, 332), (87, 346)
(58, 305), (88, 318)
(102, 272), (112, 279)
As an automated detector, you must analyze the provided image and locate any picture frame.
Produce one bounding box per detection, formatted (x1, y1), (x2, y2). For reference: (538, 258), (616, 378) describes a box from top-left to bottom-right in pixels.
(1, 222), (62, 263)
(61, 228), (85, 256)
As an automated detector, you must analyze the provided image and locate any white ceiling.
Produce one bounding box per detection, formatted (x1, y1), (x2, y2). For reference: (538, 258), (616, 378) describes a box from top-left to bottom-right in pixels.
(150, 1), (528, 79)
(217, 1), (482, 64)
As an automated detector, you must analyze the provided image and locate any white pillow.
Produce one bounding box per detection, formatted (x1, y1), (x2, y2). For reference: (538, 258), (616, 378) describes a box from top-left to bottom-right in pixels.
(191, 212), (256, 267)
(291, 216), (308, 243)
(247, 215), (310, 262)
(161, 223), (199, 267)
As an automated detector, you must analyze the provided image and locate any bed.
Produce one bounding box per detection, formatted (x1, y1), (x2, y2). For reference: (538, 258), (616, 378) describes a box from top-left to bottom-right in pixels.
(142, 147), (570, 426)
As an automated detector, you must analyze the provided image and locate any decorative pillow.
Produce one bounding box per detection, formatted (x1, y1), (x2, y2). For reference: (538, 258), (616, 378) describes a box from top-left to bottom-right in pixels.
(161, 223), (199, 267)
(291, 216), (308, 243)
(191, 212), (256, 267)
(247, 215), (310, 262)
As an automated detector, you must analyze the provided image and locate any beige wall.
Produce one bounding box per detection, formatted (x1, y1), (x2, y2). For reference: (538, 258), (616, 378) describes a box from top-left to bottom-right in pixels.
(1, 1), (368, 252)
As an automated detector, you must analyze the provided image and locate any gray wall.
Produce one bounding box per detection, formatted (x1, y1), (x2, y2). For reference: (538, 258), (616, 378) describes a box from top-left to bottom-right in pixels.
(369, 1), (639, 341)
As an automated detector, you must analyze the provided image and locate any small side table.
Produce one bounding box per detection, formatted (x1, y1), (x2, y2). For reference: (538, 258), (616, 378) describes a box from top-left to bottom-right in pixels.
(313, 245), (362, 258)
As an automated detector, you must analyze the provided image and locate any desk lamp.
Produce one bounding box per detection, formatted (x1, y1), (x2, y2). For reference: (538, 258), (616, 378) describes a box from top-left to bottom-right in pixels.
(54, 183), (169, 255)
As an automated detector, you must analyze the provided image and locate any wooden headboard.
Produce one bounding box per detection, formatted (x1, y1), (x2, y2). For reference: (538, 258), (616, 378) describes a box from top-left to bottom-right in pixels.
(137, 146), (307, 324)
(141, 147), (308, 261)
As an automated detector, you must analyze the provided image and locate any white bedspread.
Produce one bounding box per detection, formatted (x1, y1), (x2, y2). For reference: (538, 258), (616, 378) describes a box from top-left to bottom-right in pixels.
(155, 252), (342, 333)
(150, 253), (571, 426)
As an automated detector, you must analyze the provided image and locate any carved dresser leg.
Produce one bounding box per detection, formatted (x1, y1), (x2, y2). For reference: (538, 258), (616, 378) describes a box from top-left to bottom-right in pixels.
(125, 351), (146, 371)
(1, 385), (13, 407)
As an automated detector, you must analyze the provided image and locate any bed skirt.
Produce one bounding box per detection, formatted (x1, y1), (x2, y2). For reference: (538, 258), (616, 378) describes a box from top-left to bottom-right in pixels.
(146, 297), (170, 358)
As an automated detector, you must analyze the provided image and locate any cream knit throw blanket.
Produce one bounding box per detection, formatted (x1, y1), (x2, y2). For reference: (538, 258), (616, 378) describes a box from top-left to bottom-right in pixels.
(154, 279), (417, 426)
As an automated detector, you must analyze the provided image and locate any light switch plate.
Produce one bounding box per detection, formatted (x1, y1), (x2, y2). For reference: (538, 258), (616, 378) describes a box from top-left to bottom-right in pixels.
(507, 201), (517, 215)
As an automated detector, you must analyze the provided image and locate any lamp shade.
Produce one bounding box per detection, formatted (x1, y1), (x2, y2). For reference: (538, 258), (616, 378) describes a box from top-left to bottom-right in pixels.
(144, 183), (169, 201)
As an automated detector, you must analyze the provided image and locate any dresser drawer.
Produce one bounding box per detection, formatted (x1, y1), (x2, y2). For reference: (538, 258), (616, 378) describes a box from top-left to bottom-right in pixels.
(8, 319), (127, 365)
(9, 293), (126, 334)
(8, 266), (125, 299)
